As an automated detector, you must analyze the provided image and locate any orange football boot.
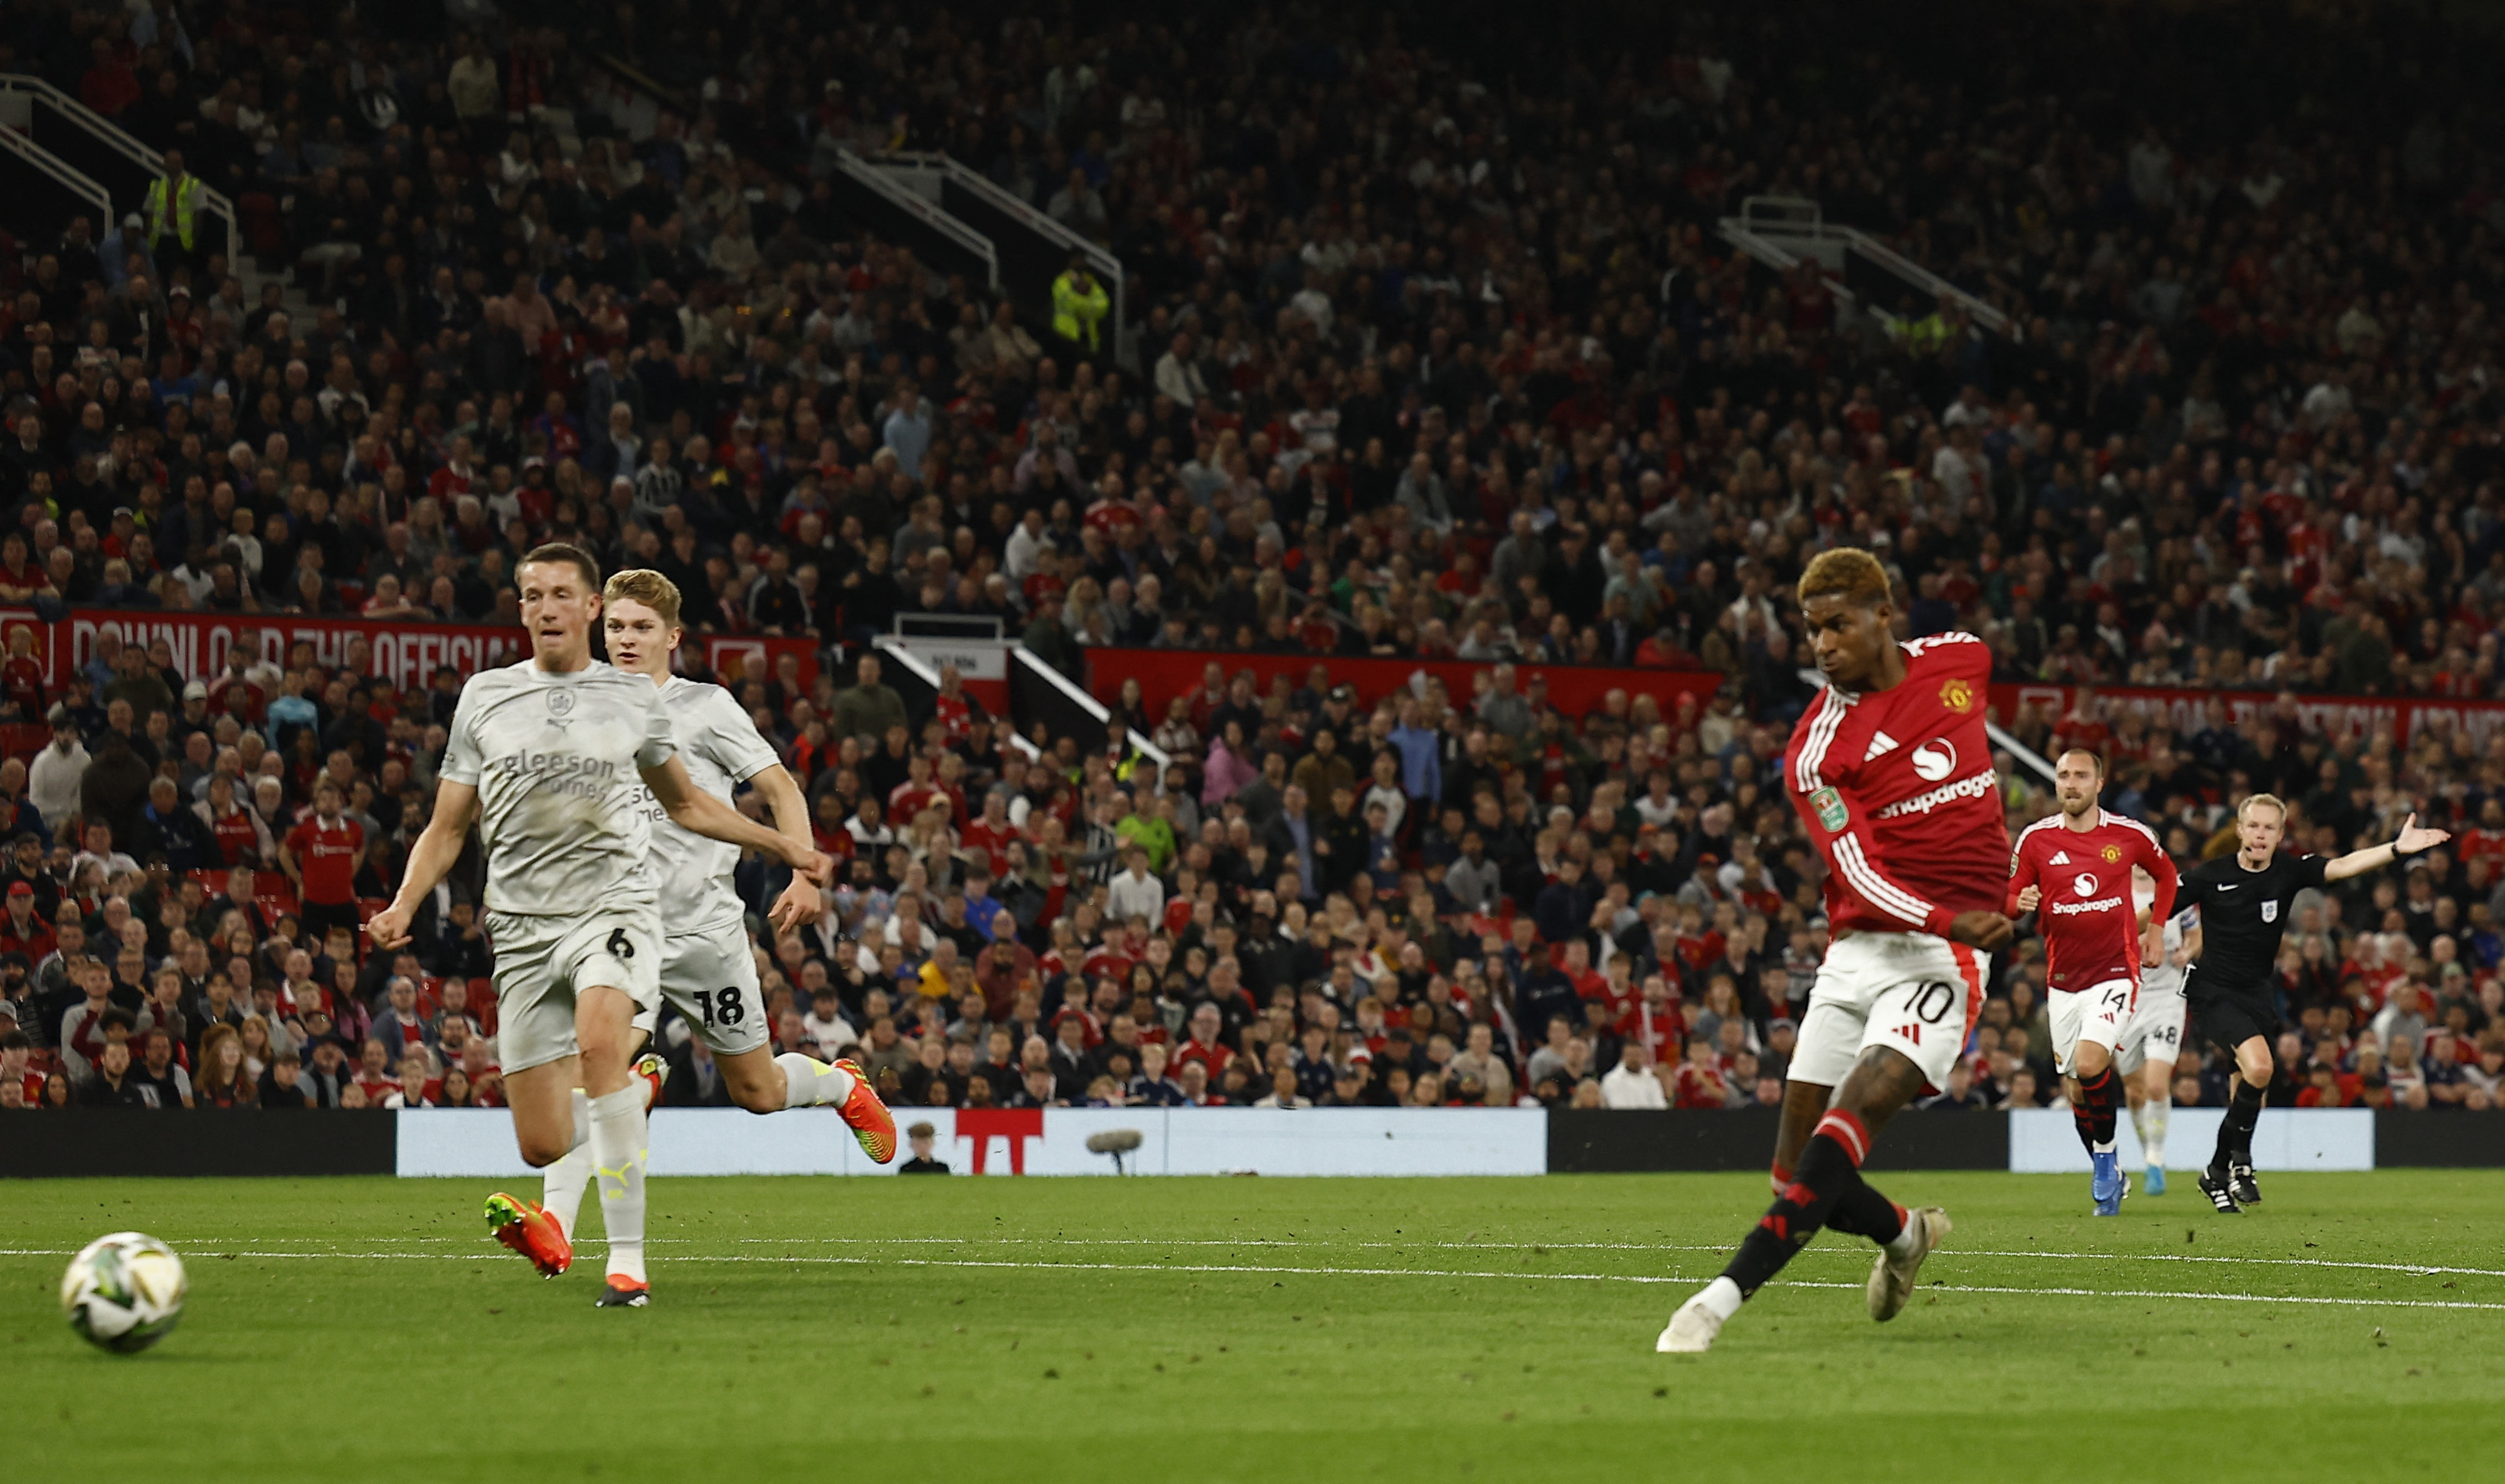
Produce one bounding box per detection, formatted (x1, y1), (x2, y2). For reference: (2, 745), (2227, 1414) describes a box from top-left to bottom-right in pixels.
(484, 1192), (573, 1277)
(834, 1058), (897, 1163)
(595, 1275), (650, 1308)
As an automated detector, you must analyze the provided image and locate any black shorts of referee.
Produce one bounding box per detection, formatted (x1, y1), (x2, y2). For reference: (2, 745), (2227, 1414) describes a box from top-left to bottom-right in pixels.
(2184, 965), (2277, 1056)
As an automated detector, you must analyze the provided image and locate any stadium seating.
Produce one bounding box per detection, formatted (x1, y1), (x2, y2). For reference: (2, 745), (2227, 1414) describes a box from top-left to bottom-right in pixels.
(3, 1), (2502, 1121)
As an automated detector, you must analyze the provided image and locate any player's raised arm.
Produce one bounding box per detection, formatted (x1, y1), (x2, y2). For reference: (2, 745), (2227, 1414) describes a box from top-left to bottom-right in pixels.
(2322, 812), (2450, 882)
(368, 780), (478, 950)
(641, 753), (832, 884)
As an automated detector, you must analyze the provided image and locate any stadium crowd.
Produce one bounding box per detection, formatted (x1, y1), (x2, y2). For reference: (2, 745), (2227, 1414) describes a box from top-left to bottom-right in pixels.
(6, 0), (2505, 1121)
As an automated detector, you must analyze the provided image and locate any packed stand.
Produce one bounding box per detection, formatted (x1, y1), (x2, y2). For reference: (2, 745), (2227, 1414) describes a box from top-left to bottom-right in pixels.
(5, 0), (2505, 1117)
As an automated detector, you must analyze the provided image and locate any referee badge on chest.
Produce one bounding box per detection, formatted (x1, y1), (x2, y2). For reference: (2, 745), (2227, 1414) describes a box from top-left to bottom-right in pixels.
(2261, 900), (2278, 923)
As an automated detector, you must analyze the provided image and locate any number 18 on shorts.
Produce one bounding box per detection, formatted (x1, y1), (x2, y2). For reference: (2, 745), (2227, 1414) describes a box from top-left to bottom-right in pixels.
(2049, 978), (2136, 1076)
(644, 924), (771, 1058)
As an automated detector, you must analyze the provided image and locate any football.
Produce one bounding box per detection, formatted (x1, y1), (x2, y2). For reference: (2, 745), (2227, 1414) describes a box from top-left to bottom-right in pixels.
(60, 1232), (188, 1354)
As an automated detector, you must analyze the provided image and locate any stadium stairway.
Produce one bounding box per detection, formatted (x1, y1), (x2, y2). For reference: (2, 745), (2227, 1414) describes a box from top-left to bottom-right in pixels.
(1, 72), (317, 326)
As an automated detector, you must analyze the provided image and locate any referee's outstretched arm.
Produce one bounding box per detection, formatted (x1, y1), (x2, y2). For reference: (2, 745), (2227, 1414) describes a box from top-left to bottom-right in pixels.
(2321, 814), (2451, 882)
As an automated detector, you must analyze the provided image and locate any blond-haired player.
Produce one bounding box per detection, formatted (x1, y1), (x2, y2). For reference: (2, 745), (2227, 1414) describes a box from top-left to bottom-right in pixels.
(368, 544), (835, 1306)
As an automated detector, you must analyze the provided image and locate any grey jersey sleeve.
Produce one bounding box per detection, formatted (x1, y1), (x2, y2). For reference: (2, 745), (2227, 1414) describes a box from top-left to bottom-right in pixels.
(702, 687), (782, 785)
(440, 683), (487, 787)
(633, 681), (677, 771)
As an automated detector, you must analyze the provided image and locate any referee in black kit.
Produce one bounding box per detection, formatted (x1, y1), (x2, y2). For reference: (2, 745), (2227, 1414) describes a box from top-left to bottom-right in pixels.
(2176, 792), (2449, 1214)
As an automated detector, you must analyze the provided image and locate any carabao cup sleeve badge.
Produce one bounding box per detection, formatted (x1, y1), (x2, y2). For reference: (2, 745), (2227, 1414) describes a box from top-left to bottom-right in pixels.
(1810, 786), (1847, 832)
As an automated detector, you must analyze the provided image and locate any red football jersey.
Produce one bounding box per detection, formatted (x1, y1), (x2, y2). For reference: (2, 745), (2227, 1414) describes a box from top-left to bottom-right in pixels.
(284, 814), (364, 904)
(2006, 810), (2178, 992)
(2459, 827), (2505, 872)
(208, 805), (262, 866)
(931, 693), (975, 746)
(0, 655), (45, 716)
(961, 817), (1019, 877)
(1786, 632), (2010, 936)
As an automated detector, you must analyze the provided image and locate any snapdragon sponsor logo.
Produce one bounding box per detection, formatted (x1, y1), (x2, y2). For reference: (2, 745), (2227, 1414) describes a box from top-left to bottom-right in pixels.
(1874, 768), (1999, 819)
(2047, 896), (2124, 916)
(497, 750), (625, 799)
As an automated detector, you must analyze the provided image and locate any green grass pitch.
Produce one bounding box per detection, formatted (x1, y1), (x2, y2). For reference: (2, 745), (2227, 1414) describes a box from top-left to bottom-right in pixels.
(9, 1171), (2499, 1481)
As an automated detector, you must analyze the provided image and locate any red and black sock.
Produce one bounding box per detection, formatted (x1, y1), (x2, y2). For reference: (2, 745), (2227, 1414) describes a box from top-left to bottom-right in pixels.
(1775, 1155), (1902, 1244)
(2072, 1065), (2119, 1152)
(1722, 1110), (1893, 1296)
(1824, 1180), (1908, 1247)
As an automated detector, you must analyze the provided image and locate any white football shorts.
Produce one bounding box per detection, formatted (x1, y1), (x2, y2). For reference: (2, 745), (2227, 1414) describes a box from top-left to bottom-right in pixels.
(2116, 967), (2187, 1075)
(485, 908), (662, 1075)
(1789, 930), (1988, 1094)
(631, 920), (770, 1058)
(2048, 977), (2136, 1076)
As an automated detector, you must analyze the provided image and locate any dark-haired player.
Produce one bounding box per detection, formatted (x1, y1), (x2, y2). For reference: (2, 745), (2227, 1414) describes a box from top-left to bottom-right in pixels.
(1659, 548), (2013, 1354)
(2007, 748), (2177, 1214)
(2176, 793), (2447, 1213)
(368, 544), (835, 1305)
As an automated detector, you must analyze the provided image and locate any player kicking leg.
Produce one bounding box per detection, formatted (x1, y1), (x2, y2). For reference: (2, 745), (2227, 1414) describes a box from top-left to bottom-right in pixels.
(1660, 923), (2005, 1353)
(1663, 549), (2016, 1353)
(368, 546), (832, 1306)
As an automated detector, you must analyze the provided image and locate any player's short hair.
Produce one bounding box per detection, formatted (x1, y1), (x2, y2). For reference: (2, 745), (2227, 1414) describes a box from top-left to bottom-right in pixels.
(519, 542), (601, 592)
(603, 568), (684, 629)
(2238, 792), (2288, 825)
(2056, 747), (2106, 777)
(1796, 547), (1892, 610)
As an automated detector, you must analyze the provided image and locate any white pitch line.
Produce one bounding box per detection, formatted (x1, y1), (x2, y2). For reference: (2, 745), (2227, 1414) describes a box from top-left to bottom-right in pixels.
(7, 1248), (2503, 1314)
(44, 1234), (2505, 1281)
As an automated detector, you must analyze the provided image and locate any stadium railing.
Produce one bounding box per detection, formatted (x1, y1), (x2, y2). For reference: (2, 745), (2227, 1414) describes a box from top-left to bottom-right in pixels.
(0, 72), (243, 279)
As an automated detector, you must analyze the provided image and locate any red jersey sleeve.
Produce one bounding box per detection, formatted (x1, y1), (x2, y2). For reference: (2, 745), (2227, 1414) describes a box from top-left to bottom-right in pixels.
(2139, 832), (2178, 925)
(2006, 828), (2043, 915)
(1791, 750), (1957, 938)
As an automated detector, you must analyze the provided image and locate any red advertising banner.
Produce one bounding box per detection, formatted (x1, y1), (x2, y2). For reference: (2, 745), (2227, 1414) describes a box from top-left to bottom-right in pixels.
(1085, 647), (1731, 728)
(1993, 682), (2505, 751)
(2, 610), (817, 695)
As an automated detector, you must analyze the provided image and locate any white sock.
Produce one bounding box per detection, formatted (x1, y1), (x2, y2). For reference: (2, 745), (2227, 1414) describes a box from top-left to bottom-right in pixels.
(588, 1085), (649, 1285)
(2092, 1138), (2116, 1155)
(541, 1088), (595, 1238)
(1883, 1219), (1921, 1259)
(2139, 1100), (2168, 1166)
(1693, 1275), (1745, 1320)
(777, 1052), (856, 1109)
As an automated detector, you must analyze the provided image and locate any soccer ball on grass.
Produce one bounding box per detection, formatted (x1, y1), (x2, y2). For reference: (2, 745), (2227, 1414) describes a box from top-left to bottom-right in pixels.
(60, 1232), (188, 1353)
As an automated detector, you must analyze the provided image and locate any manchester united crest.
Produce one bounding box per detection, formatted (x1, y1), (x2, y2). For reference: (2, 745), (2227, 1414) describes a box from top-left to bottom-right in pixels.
(2101, 844), (2121, 863)
(1938, 677), (1976, 714)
